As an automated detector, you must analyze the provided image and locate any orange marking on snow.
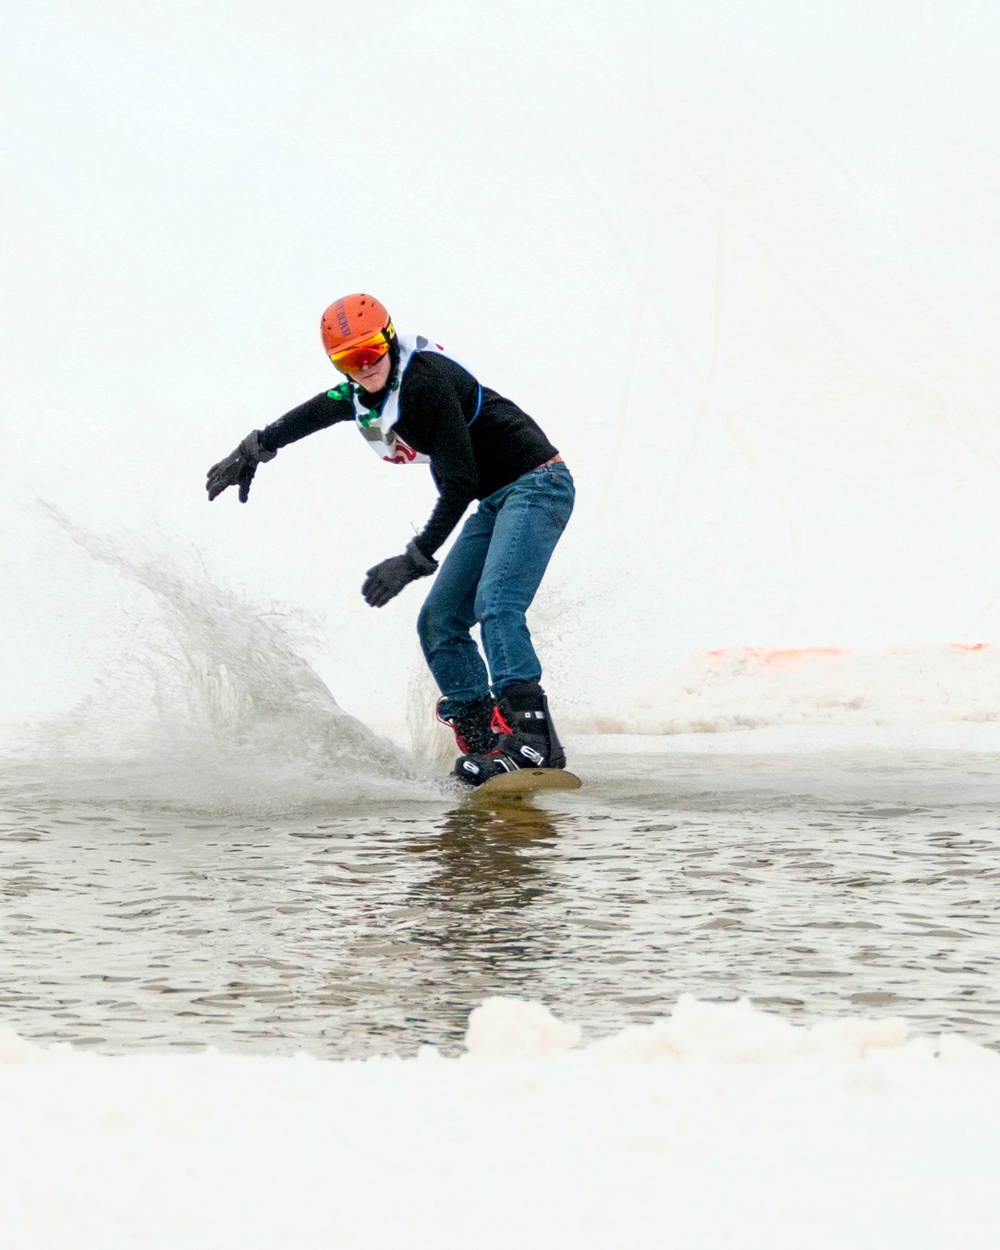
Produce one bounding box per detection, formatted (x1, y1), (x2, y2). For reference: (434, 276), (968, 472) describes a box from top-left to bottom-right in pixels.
(703, 646), (850, 670)
(745, 647), (848, 670)
(705, 650), (850, 670)
(948, 642), (990, 653)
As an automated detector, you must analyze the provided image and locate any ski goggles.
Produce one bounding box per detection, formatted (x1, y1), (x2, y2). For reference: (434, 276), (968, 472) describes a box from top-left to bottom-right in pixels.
(329, 329), (391, 374)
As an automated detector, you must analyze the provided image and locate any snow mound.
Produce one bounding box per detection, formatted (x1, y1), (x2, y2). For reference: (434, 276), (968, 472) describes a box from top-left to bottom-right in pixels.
(581, 644), (1000, 735)
(588, 995), (908, 1062)
(0, 1027), (34, 1064)
(463, 996), (998, 1066)
(464, 997), (582, 1058)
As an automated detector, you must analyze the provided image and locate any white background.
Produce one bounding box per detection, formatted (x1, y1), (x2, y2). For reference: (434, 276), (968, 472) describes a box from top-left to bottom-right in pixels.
(4, 0), (1000, 735)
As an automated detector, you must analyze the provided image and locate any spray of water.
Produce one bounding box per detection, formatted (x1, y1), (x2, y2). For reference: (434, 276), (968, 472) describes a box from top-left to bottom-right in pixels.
(9, 506), (440, 812)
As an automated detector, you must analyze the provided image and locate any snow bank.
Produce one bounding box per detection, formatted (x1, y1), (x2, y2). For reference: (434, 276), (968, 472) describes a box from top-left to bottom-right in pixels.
(572, 642), (1000, 736)
(3, 997), (999, 1249)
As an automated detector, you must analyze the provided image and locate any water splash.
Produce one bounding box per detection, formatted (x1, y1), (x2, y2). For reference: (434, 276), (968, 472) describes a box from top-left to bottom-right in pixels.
(9, 507), (439, 812)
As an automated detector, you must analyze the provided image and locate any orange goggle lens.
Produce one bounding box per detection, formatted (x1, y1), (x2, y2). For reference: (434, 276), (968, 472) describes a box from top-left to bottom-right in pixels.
(329, 331), (390, 374)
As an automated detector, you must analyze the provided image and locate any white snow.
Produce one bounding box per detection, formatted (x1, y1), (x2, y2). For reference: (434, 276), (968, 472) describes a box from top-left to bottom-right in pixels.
(2, 996), (999, 1249)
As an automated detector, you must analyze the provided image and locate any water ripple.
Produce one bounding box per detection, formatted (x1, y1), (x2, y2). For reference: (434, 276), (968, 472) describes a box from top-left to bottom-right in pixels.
(1, 751), (1000, 1056)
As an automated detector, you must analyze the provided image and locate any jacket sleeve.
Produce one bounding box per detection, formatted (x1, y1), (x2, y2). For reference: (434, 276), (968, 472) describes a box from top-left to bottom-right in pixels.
(259, 385), (355, 454)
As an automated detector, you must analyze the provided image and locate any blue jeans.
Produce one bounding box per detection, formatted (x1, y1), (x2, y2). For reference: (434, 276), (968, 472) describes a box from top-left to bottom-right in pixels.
(417, 461), (575, 718)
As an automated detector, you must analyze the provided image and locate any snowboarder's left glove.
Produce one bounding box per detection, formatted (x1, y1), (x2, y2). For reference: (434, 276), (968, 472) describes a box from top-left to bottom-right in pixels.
(362, 541), (438, 608)
(206, 430), (276, 503)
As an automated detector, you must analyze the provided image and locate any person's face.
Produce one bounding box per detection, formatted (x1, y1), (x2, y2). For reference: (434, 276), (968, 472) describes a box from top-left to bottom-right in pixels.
(348, 351), (392, 393)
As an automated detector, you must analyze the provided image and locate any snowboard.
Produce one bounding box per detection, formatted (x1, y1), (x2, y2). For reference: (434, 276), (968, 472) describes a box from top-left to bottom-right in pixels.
(463, 768), (582, 801)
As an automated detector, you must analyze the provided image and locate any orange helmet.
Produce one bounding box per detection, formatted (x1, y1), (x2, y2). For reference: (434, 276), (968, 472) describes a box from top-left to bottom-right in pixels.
(320, 293), (394, 357)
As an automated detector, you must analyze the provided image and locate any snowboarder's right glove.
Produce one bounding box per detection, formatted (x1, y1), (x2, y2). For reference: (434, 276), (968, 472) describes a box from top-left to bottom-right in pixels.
(362, 541), (438, 608)
(206, 430), (276, 503)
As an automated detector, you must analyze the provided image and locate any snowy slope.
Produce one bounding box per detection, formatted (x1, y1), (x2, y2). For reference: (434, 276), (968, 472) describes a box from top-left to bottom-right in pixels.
(3, 1), (1000, 736)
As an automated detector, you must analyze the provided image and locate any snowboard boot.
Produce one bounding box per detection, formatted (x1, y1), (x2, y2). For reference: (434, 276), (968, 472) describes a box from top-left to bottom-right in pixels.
(454, 680), (566, 786)
(438, 694), (500, 758)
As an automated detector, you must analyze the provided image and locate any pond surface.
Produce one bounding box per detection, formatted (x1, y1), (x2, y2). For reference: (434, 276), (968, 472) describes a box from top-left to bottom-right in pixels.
(2, 750), (999, 1056)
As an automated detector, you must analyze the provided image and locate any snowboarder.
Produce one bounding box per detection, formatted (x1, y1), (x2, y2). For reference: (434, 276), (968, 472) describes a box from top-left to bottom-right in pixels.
(206, 294), (575, 785)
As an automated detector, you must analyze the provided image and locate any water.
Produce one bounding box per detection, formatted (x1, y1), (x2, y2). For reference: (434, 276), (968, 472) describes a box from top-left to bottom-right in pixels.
(2, 750), (999, 1058)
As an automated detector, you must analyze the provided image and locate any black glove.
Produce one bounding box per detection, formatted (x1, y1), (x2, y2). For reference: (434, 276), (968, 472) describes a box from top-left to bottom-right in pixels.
(206, 430), (276, 503)
(362, 541), (438, 608)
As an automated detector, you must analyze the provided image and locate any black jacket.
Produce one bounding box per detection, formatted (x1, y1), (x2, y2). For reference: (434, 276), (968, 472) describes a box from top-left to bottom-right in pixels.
(259, 352), (558, 557)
